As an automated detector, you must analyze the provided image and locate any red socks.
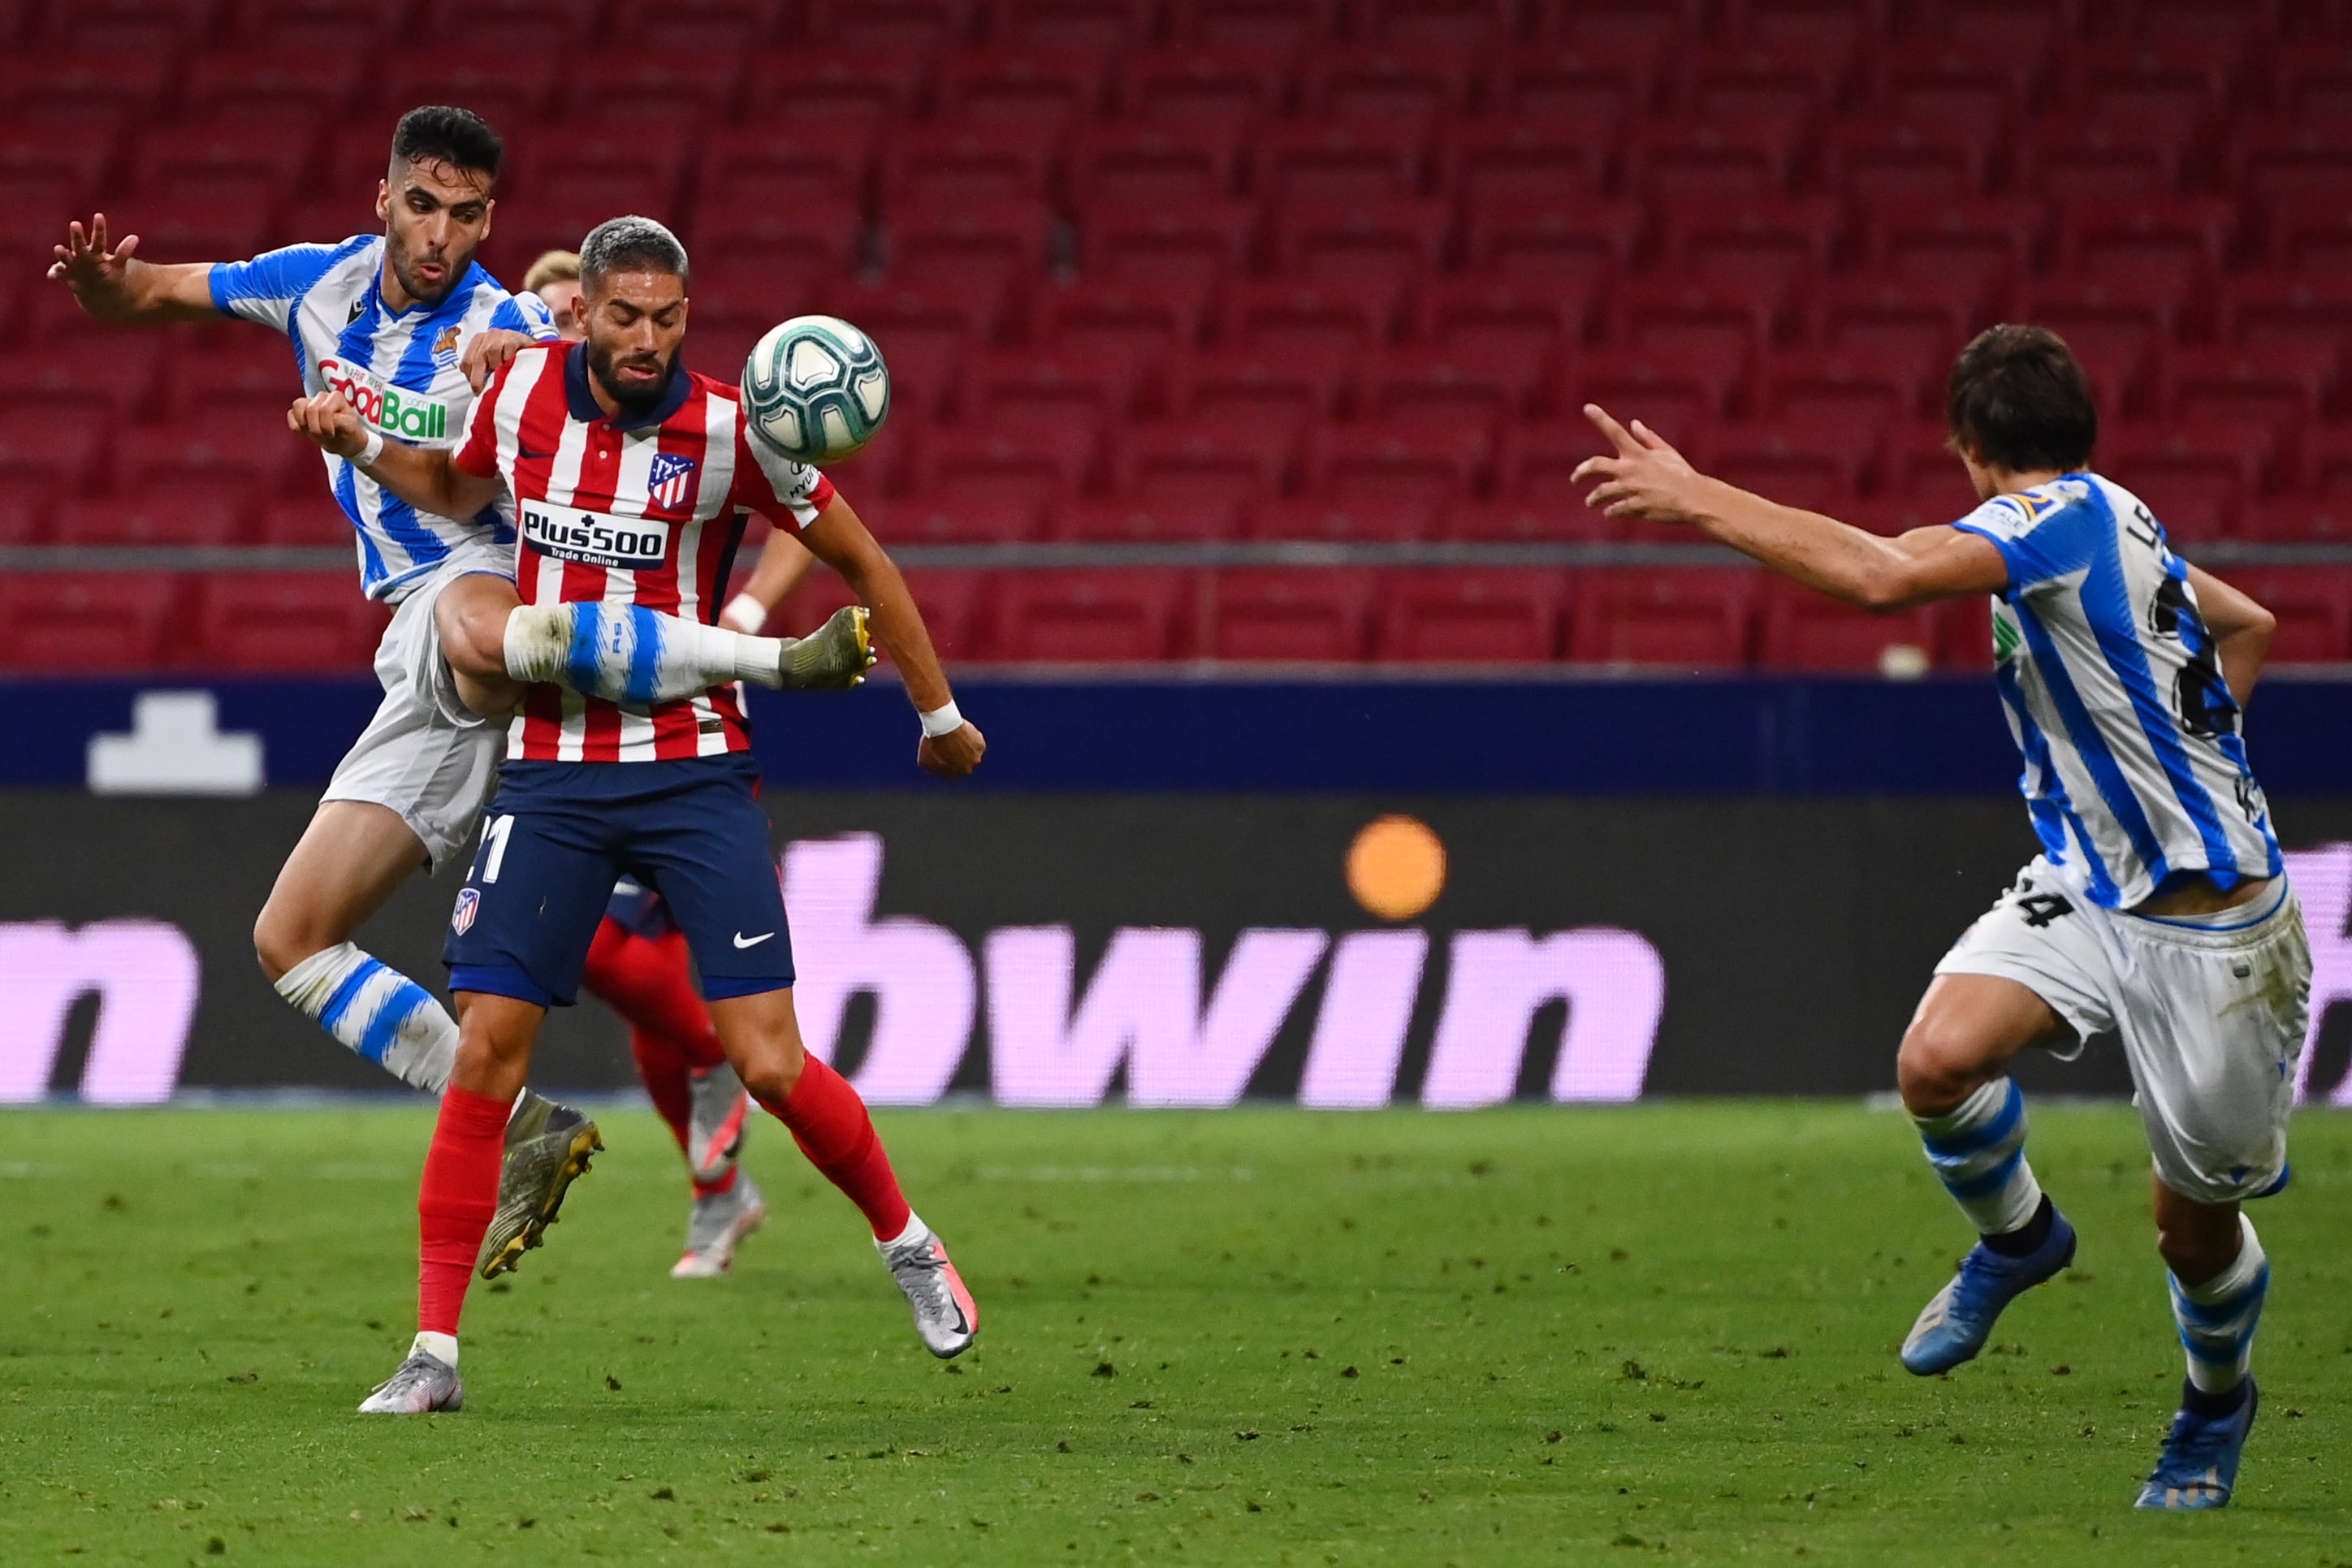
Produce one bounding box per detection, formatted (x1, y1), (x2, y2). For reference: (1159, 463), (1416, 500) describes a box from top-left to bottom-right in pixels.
(582, 919), (727, 1160)
(417, 1085), (509, 1337)
(766, 1054), (912, 1241)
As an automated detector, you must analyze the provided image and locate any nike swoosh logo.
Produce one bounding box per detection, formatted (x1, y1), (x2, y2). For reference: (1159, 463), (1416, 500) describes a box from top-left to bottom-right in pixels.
(733, 931), (775, 949)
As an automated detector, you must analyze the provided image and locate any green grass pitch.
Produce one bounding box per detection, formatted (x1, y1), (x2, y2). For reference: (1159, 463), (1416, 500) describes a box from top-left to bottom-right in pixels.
(3, 1103), (2350, 1566)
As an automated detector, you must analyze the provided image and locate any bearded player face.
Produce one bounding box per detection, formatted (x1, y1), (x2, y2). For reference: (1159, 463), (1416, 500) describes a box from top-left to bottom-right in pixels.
(581, 268), (690, 415)
(375, 155), (495, 310)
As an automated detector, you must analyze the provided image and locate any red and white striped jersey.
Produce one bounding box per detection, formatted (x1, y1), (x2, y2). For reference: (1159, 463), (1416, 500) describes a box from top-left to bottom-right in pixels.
(454, 341), (837, 762)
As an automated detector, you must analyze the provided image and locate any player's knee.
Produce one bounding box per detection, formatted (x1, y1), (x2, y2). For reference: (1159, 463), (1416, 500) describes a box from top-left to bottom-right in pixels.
(252, 900), (326, 983)
(436, 590), (508, 681)
(733, 1038), (807, 1108)
(1895, 1021), (1991, 1117)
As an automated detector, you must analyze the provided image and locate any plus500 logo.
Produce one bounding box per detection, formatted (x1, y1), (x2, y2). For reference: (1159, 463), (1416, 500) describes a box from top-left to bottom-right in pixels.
(318, 357), (451, 441)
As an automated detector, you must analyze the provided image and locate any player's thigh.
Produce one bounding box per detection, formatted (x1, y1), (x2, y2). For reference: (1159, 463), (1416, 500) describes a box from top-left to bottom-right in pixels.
(253, 799), (429, 977)
(2116, 905), (2311, 1207)
(444, 797), (620, 1009)
(433, 570), (525, 712)
(1898, 974), (2070, 1104)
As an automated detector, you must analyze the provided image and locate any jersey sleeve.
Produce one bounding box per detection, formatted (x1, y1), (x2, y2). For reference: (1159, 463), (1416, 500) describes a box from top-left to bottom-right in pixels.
(208, 242), (344, 334)
(452, 361), (512, 480)
(730, 421), (838, 529)
(1948, 485), (2100, 597)
(490, 291), (562, 342)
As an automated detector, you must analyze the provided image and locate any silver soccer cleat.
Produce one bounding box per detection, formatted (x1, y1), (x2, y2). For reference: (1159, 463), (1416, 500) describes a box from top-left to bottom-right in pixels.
(776, 605), (875, 691)
(879, 1223), (979, 1359)
(357, 1345), (463, 1415)
(672, 1173), (767, 1279)
(684, 1063), (751, 1185)
(477, 1091), (603, 1280)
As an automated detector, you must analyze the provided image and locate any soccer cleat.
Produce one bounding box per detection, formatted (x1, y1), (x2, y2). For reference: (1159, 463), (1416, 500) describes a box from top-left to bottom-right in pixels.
(684, 1064), (751, 1185)
(672, 1173), (767, 1279)
(357, 1346), (463, 1415)
(1900, 1208), (2077, 1375)
(880, 1223), (979, 1359)
(2136, 1380), (2259, 1510)
(477, 1092), (603, 1280)
(777, 605), (874, 691)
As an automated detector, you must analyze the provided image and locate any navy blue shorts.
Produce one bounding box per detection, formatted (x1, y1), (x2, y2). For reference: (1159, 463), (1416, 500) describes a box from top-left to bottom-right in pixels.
(445, 754), (793, 1008)
(603, 877), (675, 940)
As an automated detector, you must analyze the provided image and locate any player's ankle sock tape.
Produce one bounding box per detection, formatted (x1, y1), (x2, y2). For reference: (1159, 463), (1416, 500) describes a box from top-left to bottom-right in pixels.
(2171, 1215), (2268, 1394)
(275, 942), (457, 1095)
(417, 1086), (509, 1337)
(1982, 1194), (2056, 1257)
(1913, 1078), (2045, 1237)
(772, 1055), (914, 1241)
(2180, 1373), (2252, 1419)
(503, 602), (785, 704)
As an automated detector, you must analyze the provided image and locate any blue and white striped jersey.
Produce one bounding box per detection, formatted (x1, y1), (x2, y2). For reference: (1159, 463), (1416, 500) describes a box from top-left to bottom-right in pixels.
(210, 235), (556, 601)
(1954, 473), (2282, 910)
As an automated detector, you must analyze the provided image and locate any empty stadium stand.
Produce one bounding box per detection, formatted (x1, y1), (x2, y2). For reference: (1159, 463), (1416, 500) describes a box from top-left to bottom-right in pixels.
(5, 0), (2352, 671)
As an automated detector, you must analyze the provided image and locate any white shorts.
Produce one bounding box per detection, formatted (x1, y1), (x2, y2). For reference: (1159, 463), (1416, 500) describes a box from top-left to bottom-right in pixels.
(319, 547), (512, 871)
(1936, 857), (2313, 1204)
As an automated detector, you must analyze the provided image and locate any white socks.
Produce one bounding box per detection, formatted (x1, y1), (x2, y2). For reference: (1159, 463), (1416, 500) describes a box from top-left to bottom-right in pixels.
(274, 942), (457, 1095)
(413, 1331), (459, 1368)
(502, 603), (782, 705)
(2172, 1216), (2269, 1393)
(1913, 1078), (2045, 1237)
(878, 1212), (927, 1250)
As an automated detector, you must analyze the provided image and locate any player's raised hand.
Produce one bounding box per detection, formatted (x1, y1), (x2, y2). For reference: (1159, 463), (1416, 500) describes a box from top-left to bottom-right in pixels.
(918, 721), (987, 780)
(460, 328), (536, 393)
(1571, 403), (1711, 526)
(48, 215), (142, 313)
(288, 390), (369, 460)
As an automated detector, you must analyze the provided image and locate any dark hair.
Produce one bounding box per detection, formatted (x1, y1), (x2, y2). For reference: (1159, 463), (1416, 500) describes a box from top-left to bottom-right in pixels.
(390, 105), (503, 182)
(579, 215), (691, 291)
(1944, 324), (2098, 473)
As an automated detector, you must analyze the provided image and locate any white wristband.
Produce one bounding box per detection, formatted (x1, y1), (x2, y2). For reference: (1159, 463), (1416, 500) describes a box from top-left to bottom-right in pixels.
(919, 700), (964, 738)
(720, 592), (767, 633)
(357, 428), (384, 467)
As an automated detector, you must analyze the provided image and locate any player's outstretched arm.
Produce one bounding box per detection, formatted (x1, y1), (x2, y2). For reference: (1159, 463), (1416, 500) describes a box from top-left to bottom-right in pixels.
(796, 494), (986, 779)
(1572, 403), (2007, 612)
(287, 390), (506, 521)
(2186, 564), (2277, 706)
(48, 214), (218, 323)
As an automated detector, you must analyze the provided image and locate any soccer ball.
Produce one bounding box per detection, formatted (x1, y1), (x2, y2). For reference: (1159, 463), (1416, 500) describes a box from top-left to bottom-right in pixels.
(741, 315), (891, 464)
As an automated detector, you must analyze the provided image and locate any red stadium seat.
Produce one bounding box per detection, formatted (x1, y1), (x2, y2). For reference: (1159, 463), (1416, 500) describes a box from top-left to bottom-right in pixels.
(116, 421), (303, 504)
(966, 346), (1160, 422)
(1068, 121), (1251, 207)
(1756, 347), (1931, 425)
(782, 566), (992, 663)
(54, 495), (253, 548)
(1205, 568), (1377, 661)
(1568, 342), (1749, 433)
(1269, 198), (1452, 286)
(1571, 568), (1759, 668)
(1806, 270), (1993, 363)
(1376, 570), (1568, 663)
(257, 497), (354, 547)
(694, 124), (876, 216)
(2160, 343), (2336, 428)
(1116, 46), (1294, 125)
(936, 46), (1114, 127)
(196, 574), (387, 672)
(135, 114), (322, 194)
(508, 125), (693, 209)
(1444, 495), (1623, 543)
(2018, 273), (2191, 398)
(2017, 123), (2192, 201)
(1170, 344), (1355, 422)
(1079, 199), (1259, 293)
(1607, 278), (1784, 360)
(1459, 197), (1643, 293)
(1361, 344), (1541, 427)
(1168, 0), (1343, 50)
(1440, 118), (1616, 205)
(2275, 58), (2352, 124)
(1858, 195), (2046, 302)
(1256, 120), (1431, 202)
(0, 408), (107, 494)
(0, 340), (169, 417)
(989, 569), (1189, 661)
(1, 50), (172, 123)
(883, 203), (1055, 292)
(607, 0), (789, 50)
(1530, 0), (1703, 54)
(2103, 427), (2274, 543)
(1305, 422), (1491, 513)
(2219, 271), (2352, 358)
(1654, 197), (1844, 297)
(2234, 491), (2352, 549)
(1054, 497), (1247, 542)
(915, 413), (1105, 509)
(1872, 41), (2042, 128)
(880, 120), (1059, 209)
(112, 197), (282, 266)
(32, 0), (198, 53)
(1822, 123), (2000, 203)
(1495, 415), (1619, 510)
(2205, 568), (2352, 663)
(178, 47), (364, 123)
(1758, 578), (1943, 675)
(1674, 42), (1852, 121)
(1245, 496), (1438, 542)
(986, 0), (1161, 49)
(0, 482), (55, 546)
(1218, 275), (1403, 354)
(1621, 114), (1808, 205)
(740, 50), (930, 130)
(1407, 274), (1589, 386)
(1298, 45), (1482, 128)
(862, 488), (1051, 545)
(0, 572), (184, 673)
(802, 0), (977, 50)
(1111, 415), (1304, 512)
(2050, 197), (2236, 293)
(693, 200), (867, 291)
(1702, 417), (1878, 518)
(1723, 0), (1893, 51)
(374, 58), (560, 132)
(1032, 280), (1208, 361)
(1485, 47), (1662, 126)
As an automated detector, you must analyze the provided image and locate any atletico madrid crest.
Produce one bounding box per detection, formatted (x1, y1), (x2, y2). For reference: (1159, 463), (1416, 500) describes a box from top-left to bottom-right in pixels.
(450, 888), (480, 935)
(648, 452), (700, 511)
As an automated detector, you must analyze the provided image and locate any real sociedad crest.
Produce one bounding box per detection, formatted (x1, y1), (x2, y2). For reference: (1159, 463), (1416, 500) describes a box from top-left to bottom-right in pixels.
(648, 452), (700, 511)
(450, 888), (480, 935)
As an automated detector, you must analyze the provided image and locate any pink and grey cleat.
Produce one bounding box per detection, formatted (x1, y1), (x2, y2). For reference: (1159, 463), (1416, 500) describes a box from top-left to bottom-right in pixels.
(684, 1064), (750, 1185)
(672, 1173), (767, 1279)
(879, 1221), (979, 1358)
(357, 1341), (463, 1415)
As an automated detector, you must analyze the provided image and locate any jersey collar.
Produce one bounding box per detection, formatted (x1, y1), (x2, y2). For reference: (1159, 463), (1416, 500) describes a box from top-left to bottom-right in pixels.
(564, 343), (691, 431)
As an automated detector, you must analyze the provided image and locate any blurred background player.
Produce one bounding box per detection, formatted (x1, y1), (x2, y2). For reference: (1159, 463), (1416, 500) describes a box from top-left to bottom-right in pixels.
(292, 217), (984, 1412)
(1574, 326), (2308, 1512)
(528, 246), (836, 1277)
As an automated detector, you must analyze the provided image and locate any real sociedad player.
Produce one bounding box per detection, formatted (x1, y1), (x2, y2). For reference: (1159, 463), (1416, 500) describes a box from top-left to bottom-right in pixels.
(1575, 325), (2311, 1510)
(50, 107), (872, 1276)
(288, 217), (985, 1412)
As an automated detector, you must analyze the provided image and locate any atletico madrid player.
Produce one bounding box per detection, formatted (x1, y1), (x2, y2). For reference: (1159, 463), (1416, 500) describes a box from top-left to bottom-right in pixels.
(292, 215), (984, 1413)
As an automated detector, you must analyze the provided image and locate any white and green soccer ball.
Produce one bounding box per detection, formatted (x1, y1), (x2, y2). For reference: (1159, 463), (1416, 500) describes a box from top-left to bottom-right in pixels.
(741, 314), (891, 464)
